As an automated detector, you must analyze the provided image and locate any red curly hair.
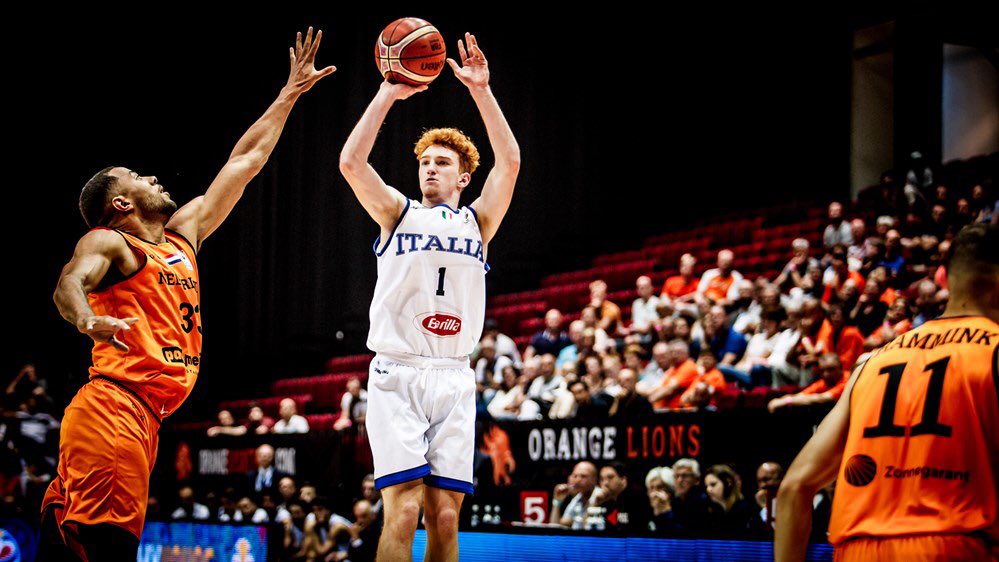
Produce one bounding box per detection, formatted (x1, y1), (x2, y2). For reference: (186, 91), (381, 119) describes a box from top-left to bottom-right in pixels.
(414, 128), (480, 174)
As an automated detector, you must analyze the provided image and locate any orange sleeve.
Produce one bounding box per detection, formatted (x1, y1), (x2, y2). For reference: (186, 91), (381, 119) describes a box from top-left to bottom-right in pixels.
(666, 362), (701, 409)
(825, 378), (847, 400)
(798, 380), (828, 395)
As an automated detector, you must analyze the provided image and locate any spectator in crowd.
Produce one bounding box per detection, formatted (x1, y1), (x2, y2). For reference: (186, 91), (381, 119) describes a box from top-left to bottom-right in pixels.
(580, 355), (610, 396)
(721, 309), (787, 388)
(302, 496), (341, 560)
(555, 320), (586, 369)
(823, 202), (853, 249)
(334, 376), (367, 431)
(679, 351), (727, 408)
(527, 354), (564, 414)
(589, 279), (624, 336)
(847, 219), (867, 268)
(671, 458), (710, 530)
(631, 275), (662, 338)
(579, 308), (611, 354)
(207, 409), (247, 437)
(591, 462), (650, 532)
(486, 366), (541, 420)
(5, 365), (51, 410)
(775, 238), (819, 293)
(487, 365), (540, 421)
(609, 368), (652, 418)
(661, 253), (700, 314)
(879, 229), (905, 277)
(331, 499), (381, 562)
(248, 444), (289, 496)
(768, 353), (847, 412)
(550, 461), (599, 529)
(696, 305), (748, 368)
(648, 340), (699, 409)
(478, 318), (523, 368)
(276, 476), (298, 522)
(171, 485), (209, 521)
(567, 379), (612, 419)
(359, 474), (383, 515)
(282, 501), (309, 560)
(753, 462), (784, 533)
(864, 297), (912, 349)
(637, 341), (670, 396)
(816, 304), (865, 371)
(912, 278), (942, 327)
(525, 308), (572, 360)
(235, 496), (269, 523)
(473, 335), (510, 404)
(273, 398), (310, 434)
(727, 279), (757, 332)
(645, 466), (678, 532)
(703, 464), (755, 534)
(216, 488), (239, 522)
(970, 182), (995, 223)
(299, 482), (318, 505)
(246, 404), (276, 435)
(822, 245), (865, 304)
(697, 249), (743, 305)
(849, 278), (889, 336)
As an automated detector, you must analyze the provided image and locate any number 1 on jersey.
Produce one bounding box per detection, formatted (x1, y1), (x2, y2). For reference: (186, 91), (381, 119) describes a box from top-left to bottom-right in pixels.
(436, 267), (446, 296)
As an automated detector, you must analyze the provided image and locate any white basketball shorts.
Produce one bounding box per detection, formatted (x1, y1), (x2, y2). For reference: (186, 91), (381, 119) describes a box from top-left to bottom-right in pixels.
(366, 352), (476, 494)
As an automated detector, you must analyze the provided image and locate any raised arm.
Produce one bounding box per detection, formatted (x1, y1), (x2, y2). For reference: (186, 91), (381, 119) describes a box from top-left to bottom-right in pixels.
(339, 81), (427, 231)
(53, 229), (141, 351)
(166, 27), (336, 248)
(452, 33), (521, 245)
(774, 363), (863, 562)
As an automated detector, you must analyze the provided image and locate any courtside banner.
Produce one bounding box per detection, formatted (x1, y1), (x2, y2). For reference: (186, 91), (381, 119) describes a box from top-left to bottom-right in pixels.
(476, 407), (828, 492)
(138, 522), (267, 562)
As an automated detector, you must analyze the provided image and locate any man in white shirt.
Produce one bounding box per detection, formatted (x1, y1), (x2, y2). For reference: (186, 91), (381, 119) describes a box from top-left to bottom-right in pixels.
(631, 275), (662, 337)
(272, 398), (310, 434)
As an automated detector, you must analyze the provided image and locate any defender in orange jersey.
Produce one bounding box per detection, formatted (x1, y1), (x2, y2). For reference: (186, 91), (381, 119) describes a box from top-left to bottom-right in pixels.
(775, 223), (999, 562)
(38, 29), (335, 562)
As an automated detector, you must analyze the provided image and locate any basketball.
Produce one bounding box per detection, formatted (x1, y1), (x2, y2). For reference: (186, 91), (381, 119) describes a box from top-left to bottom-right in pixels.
(375, 17), (446, 86)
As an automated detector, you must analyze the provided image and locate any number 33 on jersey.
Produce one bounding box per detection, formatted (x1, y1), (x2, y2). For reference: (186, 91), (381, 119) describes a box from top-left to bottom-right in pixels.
(368, 199), (488, 359)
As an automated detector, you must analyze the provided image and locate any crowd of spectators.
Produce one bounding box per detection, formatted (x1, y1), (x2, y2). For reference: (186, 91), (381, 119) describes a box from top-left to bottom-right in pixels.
(543, 457), (815, 540)
(154, 458), (384, 562)
(470, 173), (997, 422)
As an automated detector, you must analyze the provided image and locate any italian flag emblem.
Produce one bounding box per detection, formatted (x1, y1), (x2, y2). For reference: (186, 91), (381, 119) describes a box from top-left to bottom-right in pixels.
(441, 210), (454, 220)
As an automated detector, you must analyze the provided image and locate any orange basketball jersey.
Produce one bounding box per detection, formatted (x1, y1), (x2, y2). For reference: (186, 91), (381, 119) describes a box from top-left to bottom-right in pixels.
(829, 315), (999, 545)
(87, 227), (201, 419)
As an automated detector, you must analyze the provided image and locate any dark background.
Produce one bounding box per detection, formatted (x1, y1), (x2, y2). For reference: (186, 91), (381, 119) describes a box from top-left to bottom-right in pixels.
(4, 7), (992, 419)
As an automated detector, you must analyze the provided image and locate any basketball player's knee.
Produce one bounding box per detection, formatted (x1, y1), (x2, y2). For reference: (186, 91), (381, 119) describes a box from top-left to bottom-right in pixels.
(387, 499), (422, 536)
(428, 506), (459, 538)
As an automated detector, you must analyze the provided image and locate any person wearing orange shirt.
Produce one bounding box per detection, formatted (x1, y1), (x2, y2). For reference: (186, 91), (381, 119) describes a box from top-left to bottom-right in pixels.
(822, 246), (865, 304)
(816, 305), (866, 370)
(681, 351), (728, 408)
(662, 253), (700, 309)
(648, 340), (700, 409)
(863, 297), (913, 351)
(767, 354), (847, 413)
(697, 249), (744, 305)
(775, 223), (999, 562)
(37, 29), (335, 562)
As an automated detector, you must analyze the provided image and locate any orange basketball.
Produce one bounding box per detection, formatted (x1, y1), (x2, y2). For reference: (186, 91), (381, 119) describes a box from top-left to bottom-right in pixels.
(375, 17), (446, 86)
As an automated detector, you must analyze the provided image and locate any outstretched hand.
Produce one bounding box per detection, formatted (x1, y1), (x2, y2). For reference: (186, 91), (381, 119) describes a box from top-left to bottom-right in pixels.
(447, 32), (490, 90)
(287, 27), (336, 93)
(78, 316), (139, 352)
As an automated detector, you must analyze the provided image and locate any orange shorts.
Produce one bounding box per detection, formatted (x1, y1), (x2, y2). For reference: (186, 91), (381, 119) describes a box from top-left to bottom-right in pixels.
(41, 377), (160, 540)
(834, 534), (997, 562)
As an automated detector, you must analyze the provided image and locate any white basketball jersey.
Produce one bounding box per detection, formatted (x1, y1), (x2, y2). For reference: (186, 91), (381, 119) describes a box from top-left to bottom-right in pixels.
(367, 199), (488, 358)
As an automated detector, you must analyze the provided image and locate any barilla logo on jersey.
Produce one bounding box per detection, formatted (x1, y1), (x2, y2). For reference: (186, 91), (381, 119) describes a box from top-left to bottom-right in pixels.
(164, 251), (194, 271)
(417, 312), (463, 337)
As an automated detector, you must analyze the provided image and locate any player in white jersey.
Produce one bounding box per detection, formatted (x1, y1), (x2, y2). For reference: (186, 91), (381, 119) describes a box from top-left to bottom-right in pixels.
(339, 32), (520, 562)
